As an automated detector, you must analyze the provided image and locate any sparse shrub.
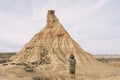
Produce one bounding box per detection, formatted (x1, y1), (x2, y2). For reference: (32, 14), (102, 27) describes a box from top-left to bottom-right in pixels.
(32, 76), (50, 80)
(23, 63), (34, 72)
(16, 62), (25, 65)
(0, 59), (7, 64)
(10, 63), (15, 65)
(2, 63), (8, 66)
(25, 67), (33, 72)
(32, 76), (41, 80)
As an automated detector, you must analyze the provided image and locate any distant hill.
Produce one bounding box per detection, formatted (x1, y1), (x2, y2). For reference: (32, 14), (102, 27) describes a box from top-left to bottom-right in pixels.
(0, 52), (16, 59)
(0, 52), (16, 64)
(93, 54), (120, 59)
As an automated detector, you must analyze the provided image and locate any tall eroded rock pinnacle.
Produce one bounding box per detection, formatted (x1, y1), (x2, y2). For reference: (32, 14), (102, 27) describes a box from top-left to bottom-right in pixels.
(10, 10), (96, 65)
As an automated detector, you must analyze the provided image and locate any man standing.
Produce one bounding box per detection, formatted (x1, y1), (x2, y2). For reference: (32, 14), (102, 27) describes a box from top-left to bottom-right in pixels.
(69, 54), (76, 80)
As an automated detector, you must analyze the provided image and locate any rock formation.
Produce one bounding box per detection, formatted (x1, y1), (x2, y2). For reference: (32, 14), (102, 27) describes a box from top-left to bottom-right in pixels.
(9, 10), (120, 79)
(10, 10), (97, 65)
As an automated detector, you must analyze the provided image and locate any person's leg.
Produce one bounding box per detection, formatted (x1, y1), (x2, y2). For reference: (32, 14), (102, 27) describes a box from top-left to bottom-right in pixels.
(70, 71), (75, 80)
(73, 74), (75, 80)
(70, 74), (72, 80)
(71, 74), (75, 80)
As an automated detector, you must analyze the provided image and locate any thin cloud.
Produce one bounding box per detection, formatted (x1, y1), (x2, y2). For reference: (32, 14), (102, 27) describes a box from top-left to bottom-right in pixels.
(0, 0), (120, 54)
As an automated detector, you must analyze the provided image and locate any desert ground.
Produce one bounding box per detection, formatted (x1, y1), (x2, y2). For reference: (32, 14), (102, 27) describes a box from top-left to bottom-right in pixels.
(0, 53), (120, 80)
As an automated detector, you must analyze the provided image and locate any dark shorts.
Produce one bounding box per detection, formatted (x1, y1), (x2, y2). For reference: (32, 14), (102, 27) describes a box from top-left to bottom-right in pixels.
(70, 70), (75, 74)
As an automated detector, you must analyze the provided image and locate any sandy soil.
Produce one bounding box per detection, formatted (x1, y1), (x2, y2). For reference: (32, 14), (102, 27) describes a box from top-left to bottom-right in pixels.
(0, 63), (120, 80)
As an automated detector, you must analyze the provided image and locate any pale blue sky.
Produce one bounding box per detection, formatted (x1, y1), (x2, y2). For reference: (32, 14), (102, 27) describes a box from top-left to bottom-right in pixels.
(0, 0), (120, 54)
